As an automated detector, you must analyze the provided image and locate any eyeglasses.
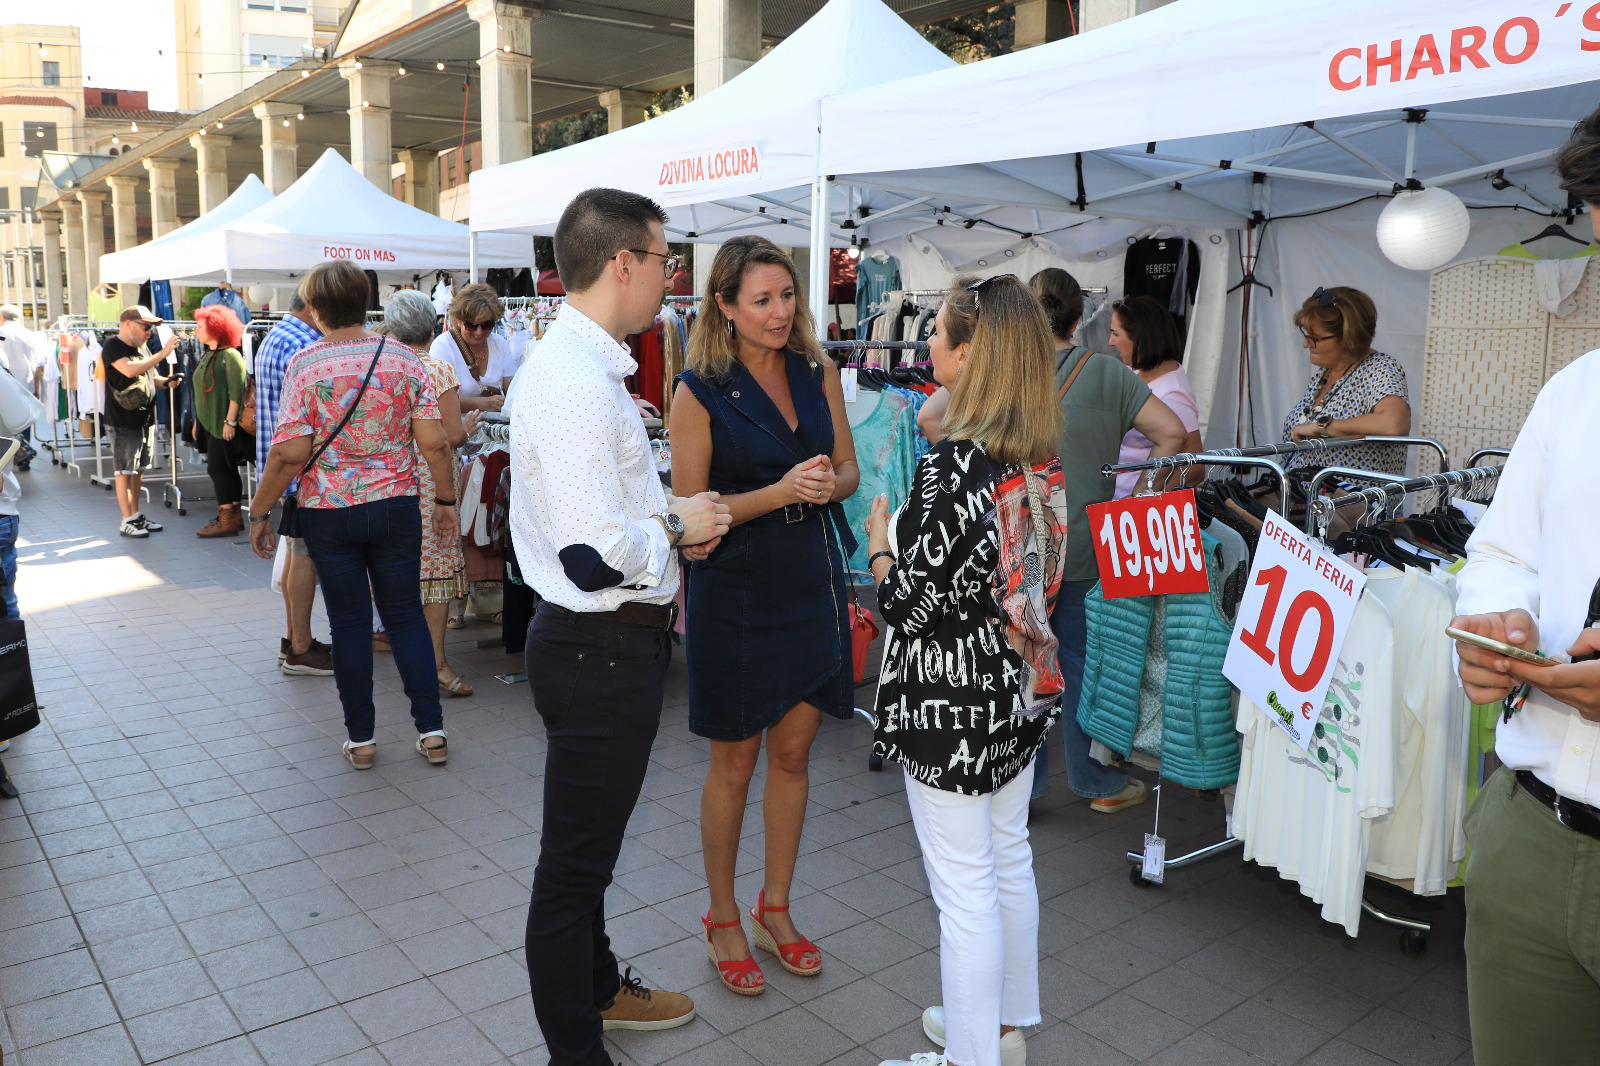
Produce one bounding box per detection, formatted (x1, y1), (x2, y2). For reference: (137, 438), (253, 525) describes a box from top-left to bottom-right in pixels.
(965, 273), (1017, 312)
(622, 248), (682, 278)
(1299, 329), (1338, 345)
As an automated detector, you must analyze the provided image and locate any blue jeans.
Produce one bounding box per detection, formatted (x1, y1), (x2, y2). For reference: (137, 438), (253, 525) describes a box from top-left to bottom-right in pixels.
(0, 514), (16, 620)
(297, 496), (443, 744)
(1033, 578), (1128, 801)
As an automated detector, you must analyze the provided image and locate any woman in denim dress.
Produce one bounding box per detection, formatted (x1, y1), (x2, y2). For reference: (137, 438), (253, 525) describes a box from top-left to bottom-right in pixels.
(671, 236), (860, 996)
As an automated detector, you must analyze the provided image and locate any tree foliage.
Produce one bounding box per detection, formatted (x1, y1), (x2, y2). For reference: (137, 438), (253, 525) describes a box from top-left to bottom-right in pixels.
(919, 3), (1017, 63)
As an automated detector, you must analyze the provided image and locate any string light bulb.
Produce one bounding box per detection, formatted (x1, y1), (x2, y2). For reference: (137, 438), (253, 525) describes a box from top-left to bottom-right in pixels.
(354, 58), (363, 69)
(111, 135), (120, 145)
(282, 118), (290, 127)
(436, 60), (445, 70)
(301, 70), (309, 78)
(397, 65), (406, 76)
(501, 44), (511, 52)
(130, 121), (139, 132)
(296, 111), (304, 120)
(37, 43), (46, 58)
(362, 99), (369, 108)
(215, 121), (223, 129)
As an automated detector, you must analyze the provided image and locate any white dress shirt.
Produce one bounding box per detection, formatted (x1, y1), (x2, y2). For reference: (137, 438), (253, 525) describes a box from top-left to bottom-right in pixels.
(1456, 349), (1600, 807)
(0, 323), (40, 388)
(509, 302), (676, 612)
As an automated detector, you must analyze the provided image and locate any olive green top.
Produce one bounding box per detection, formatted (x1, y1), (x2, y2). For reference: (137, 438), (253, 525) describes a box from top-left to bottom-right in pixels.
(1055, 347), (1152, 582)
(194, 346), (249, 439)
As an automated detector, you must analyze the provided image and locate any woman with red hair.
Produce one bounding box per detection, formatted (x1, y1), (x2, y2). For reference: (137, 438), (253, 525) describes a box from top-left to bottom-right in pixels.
(192, 303), (253, 537)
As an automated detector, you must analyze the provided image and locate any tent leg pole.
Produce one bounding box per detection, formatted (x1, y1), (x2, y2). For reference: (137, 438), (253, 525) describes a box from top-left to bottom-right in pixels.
(469, 232), (479, 284)
(808, 178), (830, 331)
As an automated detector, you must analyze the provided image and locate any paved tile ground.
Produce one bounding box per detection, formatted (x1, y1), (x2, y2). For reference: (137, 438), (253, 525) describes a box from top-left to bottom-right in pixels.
(0, 454), (1475, 1065)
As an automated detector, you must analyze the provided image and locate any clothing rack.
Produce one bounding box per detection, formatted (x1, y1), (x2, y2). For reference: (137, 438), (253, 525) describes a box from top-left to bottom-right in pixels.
(1310, 466), (1503, 538)
(1467, 447), (1511, 466)
(1104, 453), (1288, 499)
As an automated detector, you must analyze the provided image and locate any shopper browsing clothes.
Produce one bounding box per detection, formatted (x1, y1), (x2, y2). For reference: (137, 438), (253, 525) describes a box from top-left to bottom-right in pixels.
(508, 188), (730, 1064)
(866, 274), (1068, 1066)
(1109, 295), (1203, 499)
(1451, 105), (1600, 1066)
(101, 306), (181, 539)
(253, 291), (332, 676)
(671, 235), (860, 996)
(190, 304), (254, 539)
(247, 260), (457, 771)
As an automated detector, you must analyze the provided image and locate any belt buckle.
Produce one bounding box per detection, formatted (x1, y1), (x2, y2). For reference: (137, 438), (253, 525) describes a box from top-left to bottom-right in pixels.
(784, 502), (806, 524)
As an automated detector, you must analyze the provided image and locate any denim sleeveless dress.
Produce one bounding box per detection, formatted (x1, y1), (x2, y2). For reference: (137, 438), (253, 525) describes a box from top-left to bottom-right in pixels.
(677, 352), (857, 741)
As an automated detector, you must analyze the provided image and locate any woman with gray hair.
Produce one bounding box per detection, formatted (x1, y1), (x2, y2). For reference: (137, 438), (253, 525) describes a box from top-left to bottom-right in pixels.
(384, 289), (477, 696)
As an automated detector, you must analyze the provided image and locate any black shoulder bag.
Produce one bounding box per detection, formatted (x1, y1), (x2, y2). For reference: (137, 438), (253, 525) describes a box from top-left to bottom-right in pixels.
(278, 338), (387, 539)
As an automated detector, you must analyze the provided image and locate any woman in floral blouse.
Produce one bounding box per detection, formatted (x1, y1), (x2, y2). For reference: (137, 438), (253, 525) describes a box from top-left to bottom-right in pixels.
(247, 260), (460, 771)
(865, 274), (1069, 1066)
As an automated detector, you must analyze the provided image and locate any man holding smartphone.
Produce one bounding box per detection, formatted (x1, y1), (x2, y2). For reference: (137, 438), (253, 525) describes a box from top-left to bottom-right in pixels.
(100, 307), (181, 539)
(1450, 104), (1600, 1066)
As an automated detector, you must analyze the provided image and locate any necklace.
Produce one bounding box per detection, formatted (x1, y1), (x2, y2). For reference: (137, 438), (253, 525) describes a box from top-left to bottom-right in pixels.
(455, 329), (488, 381)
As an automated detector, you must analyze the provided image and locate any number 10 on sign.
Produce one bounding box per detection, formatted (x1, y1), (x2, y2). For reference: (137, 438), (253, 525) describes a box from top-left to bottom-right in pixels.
(1086, 490), (1210, 599)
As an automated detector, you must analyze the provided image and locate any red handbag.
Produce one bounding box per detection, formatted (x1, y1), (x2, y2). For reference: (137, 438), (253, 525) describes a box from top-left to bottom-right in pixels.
(849, 587), (879, 683)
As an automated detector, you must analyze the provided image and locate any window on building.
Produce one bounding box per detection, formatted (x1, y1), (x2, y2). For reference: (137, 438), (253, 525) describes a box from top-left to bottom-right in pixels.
(42, 61), (59, 86)
(446, 154), (457, 188)
(101, 91), (118, 106)
(0, 189), (9, 210)
(245, 1), (308, 12)
(20, 189), (35, 218)
(0, 122), (6, 158)
(22, 122), (56, 157)
(246, 33), (310, 69)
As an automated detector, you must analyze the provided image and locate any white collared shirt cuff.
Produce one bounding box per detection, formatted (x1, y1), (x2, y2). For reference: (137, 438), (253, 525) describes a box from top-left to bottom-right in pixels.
(631, 515), (674, 588)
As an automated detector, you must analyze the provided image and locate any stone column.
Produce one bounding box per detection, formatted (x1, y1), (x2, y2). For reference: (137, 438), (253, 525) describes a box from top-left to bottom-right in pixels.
(39, 210), (63, 324)
(466, 0), (537, 167)
(107, 175), (141, 306)
(190, 133), (233, 215)
(62, 204), (87, 316)
(598, 89), (651, 133)
(78, 190), (108, 296)
(142, 158), (181, 238)
(694, 0), (760, 94)
(253, 102), (300, 193)
(339, 59), (399, 189)
(398, 148), (440, 215)
(1014, 0), (1073, 47)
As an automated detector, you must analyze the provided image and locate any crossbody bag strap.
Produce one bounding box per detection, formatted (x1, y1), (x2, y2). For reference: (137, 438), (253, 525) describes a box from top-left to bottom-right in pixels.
(1057, 347), (1093, 400)
(298, 337), (386, 481)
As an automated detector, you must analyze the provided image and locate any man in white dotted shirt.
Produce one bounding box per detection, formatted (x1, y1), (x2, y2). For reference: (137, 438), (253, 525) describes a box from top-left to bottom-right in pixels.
(510, 188), (730, 1065)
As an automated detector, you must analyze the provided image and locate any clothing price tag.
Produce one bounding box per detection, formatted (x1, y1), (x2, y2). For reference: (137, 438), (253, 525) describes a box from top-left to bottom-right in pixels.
(840, 368), (858, 404)
(1222, 511), (1366, 751)
(1141, 834), (1166, 884)
(1085, 489), (1210, 599)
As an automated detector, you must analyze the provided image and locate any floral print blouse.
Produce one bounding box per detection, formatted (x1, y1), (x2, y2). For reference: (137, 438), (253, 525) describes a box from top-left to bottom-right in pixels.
(1281, 352), (1409, 475)
(273, 335), (440, 509)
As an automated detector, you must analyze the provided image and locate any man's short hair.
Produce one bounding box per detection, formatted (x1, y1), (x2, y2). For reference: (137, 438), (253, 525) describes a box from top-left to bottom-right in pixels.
(288, 290), (307, 313)
(1558, 105), (1600, 206)
(554, 188), (669, 294)
(0, 304), (20, 321)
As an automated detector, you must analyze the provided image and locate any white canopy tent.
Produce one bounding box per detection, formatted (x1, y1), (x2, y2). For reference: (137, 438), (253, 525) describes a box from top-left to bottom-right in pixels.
(803, 0), (1600, 449)
(98, 175), (274, 286)
(106, 149), (534, 287)
(467, 0), (956, 321)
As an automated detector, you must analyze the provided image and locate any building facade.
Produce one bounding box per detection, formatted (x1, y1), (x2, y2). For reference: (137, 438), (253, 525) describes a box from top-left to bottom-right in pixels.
(176, 0), (348, 112)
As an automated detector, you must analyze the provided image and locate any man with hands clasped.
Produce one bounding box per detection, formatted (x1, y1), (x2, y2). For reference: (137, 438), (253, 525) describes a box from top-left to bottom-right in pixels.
(509, 188), (729, 1066)
(1448, 103), (1600, 1066)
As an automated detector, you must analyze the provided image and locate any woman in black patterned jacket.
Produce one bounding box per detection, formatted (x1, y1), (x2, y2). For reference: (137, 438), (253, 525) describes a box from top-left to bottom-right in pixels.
(865, 274), (1069, 1066)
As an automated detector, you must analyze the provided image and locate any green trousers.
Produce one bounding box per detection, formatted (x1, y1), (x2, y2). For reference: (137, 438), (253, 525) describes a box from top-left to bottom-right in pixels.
(1465, 767), (1600, 1066)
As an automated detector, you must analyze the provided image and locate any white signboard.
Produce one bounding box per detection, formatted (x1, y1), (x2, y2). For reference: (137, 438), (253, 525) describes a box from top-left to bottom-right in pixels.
(1223, 511), (1367, 750)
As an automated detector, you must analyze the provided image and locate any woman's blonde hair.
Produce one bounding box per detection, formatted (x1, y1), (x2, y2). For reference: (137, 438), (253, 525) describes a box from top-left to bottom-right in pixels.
(688, 236), (821, 380)
(941, 274), (1063, 466)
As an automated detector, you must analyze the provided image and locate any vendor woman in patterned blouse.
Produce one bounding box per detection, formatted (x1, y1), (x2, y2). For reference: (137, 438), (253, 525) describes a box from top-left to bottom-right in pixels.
(1282, 285), (1411, 474)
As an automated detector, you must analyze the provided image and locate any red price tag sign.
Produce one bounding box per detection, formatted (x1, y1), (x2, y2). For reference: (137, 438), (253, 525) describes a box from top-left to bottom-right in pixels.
(1085, 489), (1211, 599)
(1222, 511), (1367, 751)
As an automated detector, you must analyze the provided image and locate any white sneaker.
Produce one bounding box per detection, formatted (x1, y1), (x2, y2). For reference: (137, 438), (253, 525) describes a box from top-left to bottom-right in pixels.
(878, 1054), (948, 1066)
(119, 519), (149, 539)
(922, 1007), (1027, 1066)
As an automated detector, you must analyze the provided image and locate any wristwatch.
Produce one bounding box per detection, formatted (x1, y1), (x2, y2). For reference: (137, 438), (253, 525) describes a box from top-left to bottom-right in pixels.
(1314, 414), (1334, 437)
(653, 509), (685, 547)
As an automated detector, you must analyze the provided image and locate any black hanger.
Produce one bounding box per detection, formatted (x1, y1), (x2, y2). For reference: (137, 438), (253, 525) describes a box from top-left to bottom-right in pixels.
(1519, 223), (1590, 248)
(1226, 272), (1274, 297)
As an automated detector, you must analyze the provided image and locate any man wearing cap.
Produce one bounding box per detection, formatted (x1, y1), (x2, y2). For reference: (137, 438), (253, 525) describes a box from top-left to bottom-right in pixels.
(101, 306), (181, 539)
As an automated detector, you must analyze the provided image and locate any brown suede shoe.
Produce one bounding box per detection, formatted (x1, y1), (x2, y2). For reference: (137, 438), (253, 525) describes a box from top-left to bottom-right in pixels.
(282, 646), (334, 677)
(600, 968), (696, 1032)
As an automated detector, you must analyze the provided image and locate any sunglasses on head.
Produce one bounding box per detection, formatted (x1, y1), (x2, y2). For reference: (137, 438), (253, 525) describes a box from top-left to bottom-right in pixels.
(965, 274), (1018, 311)
(1312, 286), (1338, 307)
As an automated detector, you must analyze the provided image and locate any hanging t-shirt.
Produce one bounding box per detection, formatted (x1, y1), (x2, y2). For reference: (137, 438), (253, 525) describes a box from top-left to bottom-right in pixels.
(1362, 567), (1469, 895)
(1114, 366), (1199, 500)
(1235, 592), (1397, 935)
(1123, 238), (1200, 338)
(855, 254), (902, 327)
(840, 386), (918, 581)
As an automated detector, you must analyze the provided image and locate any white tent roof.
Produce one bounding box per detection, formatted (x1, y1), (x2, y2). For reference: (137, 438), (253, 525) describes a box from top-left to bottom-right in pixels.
(118, 149), (534, 286)
(99, 175), (274, 286)
(468, 0), (955, 243)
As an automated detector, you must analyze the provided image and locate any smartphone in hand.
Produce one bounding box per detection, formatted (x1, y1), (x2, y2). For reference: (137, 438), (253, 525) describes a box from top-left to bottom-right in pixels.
(1446, 626), (1561, 667)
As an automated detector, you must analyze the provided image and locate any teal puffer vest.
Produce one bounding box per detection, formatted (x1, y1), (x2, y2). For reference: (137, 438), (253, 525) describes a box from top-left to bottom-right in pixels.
(1076, 530), (1240, 790)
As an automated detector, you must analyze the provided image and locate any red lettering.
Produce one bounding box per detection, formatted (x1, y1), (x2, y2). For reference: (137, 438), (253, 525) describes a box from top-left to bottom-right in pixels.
(1493, 17), (1539, 63)
(1329, 47), (1362, 90)
(1406, 34), (1444, 79)
(1451, 26), (1489, 71)
(1586, 3), (1600, 49)
(1367, 39), (1402, 85)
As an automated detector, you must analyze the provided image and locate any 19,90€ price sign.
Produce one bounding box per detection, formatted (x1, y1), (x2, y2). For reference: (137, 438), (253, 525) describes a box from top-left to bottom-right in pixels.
(1085, 489), (1211, 599)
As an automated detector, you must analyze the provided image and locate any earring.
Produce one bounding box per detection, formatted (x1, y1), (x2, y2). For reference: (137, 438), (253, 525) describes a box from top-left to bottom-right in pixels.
(726, 319), (735, 336)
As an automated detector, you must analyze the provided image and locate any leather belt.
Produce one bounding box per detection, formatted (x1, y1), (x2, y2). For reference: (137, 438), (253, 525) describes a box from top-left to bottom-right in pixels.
(547, 600), (679, 630)
(1516, 770), (1600, 842)
(747, 501), (821, 525)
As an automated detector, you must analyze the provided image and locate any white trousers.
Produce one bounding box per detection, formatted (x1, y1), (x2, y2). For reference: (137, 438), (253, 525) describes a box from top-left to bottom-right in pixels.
(903, 760), (1042, 1066)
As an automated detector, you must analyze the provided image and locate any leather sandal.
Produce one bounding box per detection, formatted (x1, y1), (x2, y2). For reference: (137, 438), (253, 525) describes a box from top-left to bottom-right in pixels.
(748, 889), (822, 977)
(416, 731), (448, 765)
(438, 671), (474, 698)
(703, 910), (764, 996)
(341, 739), (375, 770)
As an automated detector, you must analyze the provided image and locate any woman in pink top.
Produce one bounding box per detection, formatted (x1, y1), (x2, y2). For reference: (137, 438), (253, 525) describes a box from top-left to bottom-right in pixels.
(1111, 296), (1203, 499)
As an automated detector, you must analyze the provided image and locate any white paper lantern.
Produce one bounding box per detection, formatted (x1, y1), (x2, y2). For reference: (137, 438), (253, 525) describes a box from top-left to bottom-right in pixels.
(1376, 187), (1470, 271)
(246, 283), (273, 307)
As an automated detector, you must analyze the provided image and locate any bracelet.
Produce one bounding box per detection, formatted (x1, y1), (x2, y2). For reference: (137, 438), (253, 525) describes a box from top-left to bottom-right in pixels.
(249, 513), (272, 523)
(225, 420), (239, 428)
(869, 550), (895, 569)
(434, 497), (457, 507)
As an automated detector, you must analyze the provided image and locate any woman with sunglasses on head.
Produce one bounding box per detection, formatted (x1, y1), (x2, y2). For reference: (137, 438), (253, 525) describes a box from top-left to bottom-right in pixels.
(1283, 285), (1410, 474)
(671, 235), (860, 998)
(430, 283), (518, 414)
(867, 274), (1069, 1066)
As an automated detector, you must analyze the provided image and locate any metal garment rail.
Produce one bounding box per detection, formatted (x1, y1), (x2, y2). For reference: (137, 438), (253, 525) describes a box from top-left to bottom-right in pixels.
(1104, 453), (1288, 498)
(1468, 447), (1511, 466)
(1302, 467), (1411, 532)
(1310, 465), (1504, 535)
